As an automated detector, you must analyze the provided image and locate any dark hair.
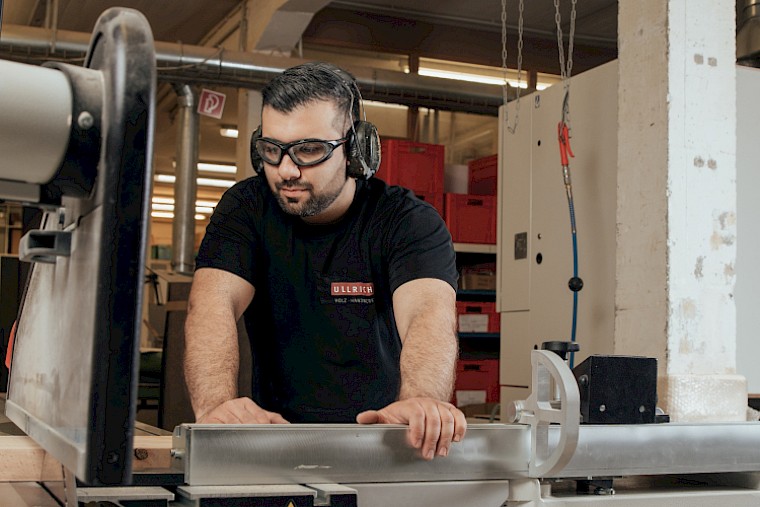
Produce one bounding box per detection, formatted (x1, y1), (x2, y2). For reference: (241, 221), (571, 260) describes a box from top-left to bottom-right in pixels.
(261, 62), (360, 127)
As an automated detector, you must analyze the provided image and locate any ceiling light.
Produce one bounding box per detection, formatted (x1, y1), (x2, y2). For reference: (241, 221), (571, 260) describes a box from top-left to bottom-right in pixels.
(220, 127), (239, 139)
(151, 197), (219, 208)
(151, 203), (174, 212)
(418, 69), (553, 91)
(154, 174), (235, 188)
(418, 68), (506, 86)
(155, 175), (176, 185)
(150, 211), (209, 221)
(172, 161), (237, 174)
(151, 202), (217, 215)
(364, 100), (409, 110)
(198, 162), (237, 174)
(198, 177), (235, 188)
(414, 57), (560, 91)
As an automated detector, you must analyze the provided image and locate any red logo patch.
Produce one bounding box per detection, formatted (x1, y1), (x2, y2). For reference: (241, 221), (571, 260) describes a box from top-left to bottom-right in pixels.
(331, 282), (374, 296)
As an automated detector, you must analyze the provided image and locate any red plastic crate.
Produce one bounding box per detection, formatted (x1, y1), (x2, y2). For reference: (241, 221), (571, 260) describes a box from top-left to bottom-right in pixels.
(377, 139), (445, 195)
(454, 359), (500, 406)
(456, 301), (500, 333)
(414, 191), (444, 218)
(444, 193), (497, 244)
(468, 154), (498, 195)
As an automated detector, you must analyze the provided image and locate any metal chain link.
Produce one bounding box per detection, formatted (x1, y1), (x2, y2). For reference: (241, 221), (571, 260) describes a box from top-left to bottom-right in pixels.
(554, 0), (578, 125)
(503, 0), (525, 134)
(501, 0), (508, 102)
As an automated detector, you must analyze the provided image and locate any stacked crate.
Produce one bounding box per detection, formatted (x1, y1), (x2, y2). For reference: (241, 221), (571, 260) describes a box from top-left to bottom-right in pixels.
(453, 359), (500, 407)
(376, 139), (445, 216)
(444, 154), (498, 244)
(456, 301), (500, 333)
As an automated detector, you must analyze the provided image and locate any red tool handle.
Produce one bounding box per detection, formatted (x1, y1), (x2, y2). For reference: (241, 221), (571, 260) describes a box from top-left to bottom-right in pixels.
(5, 320), (16, 371)
(558, 122), (574, 166)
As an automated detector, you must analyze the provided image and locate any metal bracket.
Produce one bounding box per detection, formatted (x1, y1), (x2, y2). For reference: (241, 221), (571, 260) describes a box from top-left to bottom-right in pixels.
(19, 229), (72, 264)
(507, 349), (580, 478)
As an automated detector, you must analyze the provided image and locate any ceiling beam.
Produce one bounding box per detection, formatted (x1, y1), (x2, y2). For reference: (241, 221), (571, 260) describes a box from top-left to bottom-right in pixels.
(302, 7), (617, 76)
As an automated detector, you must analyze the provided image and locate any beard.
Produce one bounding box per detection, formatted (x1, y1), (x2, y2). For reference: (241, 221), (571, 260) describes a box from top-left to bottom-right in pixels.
(273, 171), (348, 217)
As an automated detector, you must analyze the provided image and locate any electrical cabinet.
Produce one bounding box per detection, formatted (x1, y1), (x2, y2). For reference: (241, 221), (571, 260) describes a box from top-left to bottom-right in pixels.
(497, 61), (619, 403)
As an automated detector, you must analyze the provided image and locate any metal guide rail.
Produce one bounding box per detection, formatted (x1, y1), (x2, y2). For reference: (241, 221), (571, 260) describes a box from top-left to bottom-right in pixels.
(170, 421), (760, 486)
(171, 423), (529, 486)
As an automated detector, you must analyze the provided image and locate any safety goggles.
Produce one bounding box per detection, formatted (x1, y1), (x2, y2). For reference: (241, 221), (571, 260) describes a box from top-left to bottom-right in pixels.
(255, 136), (348, 167)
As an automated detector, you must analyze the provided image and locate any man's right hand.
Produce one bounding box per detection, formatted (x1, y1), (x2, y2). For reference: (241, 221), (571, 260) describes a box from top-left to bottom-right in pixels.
(197, 397), (290, 424)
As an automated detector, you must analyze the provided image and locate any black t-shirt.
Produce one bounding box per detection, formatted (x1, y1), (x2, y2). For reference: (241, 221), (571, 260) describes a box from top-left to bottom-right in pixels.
(196, 176), (458, 422)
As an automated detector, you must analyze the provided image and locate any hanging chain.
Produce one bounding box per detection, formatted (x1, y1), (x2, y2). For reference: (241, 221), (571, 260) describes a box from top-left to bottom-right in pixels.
(554, 0), (577, 125)
(502, 0), (525, 134)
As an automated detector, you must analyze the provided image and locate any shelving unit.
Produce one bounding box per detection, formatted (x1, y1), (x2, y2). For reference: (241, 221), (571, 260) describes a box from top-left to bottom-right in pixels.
(457, 289), (496, 298)
(453, 242), (497, 254)
(454, 243), (499, 363)
(458, 332), (499, 340)
(0, 204), (24, 255)
(453, 240), (500, 405)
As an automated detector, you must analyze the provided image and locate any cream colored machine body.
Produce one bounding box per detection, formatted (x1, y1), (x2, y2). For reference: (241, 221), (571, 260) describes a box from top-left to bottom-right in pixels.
(498, 61), (619, 405)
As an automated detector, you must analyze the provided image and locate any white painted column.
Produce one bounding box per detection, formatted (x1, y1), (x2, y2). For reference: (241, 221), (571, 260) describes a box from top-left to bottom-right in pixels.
(236, 89), (262, 181)
(235, 0), (264, 181)
(617, 0), (745, 421)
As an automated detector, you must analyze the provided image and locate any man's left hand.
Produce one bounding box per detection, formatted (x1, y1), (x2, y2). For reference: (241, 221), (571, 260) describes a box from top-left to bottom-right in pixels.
(356, 398), (467, 460)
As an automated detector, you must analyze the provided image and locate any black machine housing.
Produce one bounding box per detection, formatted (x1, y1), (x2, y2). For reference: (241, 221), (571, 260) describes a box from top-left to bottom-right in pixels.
(573, 355), (658, 425)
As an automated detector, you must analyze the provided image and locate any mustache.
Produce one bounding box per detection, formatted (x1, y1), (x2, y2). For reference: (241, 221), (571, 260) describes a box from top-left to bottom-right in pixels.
(277, 181), (311, 191)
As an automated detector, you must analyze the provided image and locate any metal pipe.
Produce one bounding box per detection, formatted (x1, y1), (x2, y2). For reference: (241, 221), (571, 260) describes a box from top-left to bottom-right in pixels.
(50, 0), (59, 52)
(738, 0), (760, 31)
(0, 24), (504, 116)
(738, 0), (760, 64)
(172, 84), (199, 275)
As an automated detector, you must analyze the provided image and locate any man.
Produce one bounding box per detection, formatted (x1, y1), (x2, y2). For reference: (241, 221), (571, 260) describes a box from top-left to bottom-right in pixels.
(184, 62), (465, 460)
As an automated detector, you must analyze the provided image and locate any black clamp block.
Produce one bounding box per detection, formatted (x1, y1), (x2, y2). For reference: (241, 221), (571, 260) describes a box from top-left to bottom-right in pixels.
(541, 340), (580, 361)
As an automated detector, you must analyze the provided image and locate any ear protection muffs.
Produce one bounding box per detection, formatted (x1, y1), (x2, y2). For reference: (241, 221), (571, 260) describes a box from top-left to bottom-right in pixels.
(346, 119), (381, 180)
(250, 125), (264, 175)
(327, 65), (381, 180)
(249, 64), (383, 180)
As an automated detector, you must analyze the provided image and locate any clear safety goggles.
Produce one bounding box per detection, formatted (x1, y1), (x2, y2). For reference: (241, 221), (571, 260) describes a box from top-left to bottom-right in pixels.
(255, 137), (348, 167)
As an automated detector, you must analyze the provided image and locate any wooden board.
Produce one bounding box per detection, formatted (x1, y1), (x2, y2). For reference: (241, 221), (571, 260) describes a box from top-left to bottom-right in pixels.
(0, 435), (173, 481)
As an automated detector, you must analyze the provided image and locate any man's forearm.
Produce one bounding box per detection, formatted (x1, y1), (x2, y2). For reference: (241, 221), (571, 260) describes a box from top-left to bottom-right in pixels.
(184, 308), (240, 420)
(398, 314), (458, 401)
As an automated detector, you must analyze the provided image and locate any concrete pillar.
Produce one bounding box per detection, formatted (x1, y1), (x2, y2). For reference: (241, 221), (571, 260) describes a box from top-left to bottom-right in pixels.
(236, 0), (264, 181)
(236, 89), (262, 181)
(617, 1), (745, 421)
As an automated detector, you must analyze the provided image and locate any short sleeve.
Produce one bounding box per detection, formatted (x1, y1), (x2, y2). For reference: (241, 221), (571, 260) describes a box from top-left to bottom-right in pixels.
(195, 179), (261, 286)
(385, 198), (458, 293)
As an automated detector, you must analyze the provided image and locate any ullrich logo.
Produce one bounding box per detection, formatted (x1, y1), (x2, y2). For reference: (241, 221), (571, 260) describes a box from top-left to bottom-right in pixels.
(331, 282), (374, 296)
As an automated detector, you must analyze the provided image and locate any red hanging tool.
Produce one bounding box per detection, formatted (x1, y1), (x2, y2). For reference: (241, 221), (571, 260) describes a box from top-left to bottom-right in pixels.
(558, 121), (574, 168)
(558, 120), (575, 212)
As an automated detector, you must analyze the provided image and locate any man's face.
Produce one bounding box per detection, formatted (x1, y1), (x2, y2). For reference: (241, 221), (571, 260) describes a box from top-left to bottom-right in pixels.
(260, 100), (355, 224)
